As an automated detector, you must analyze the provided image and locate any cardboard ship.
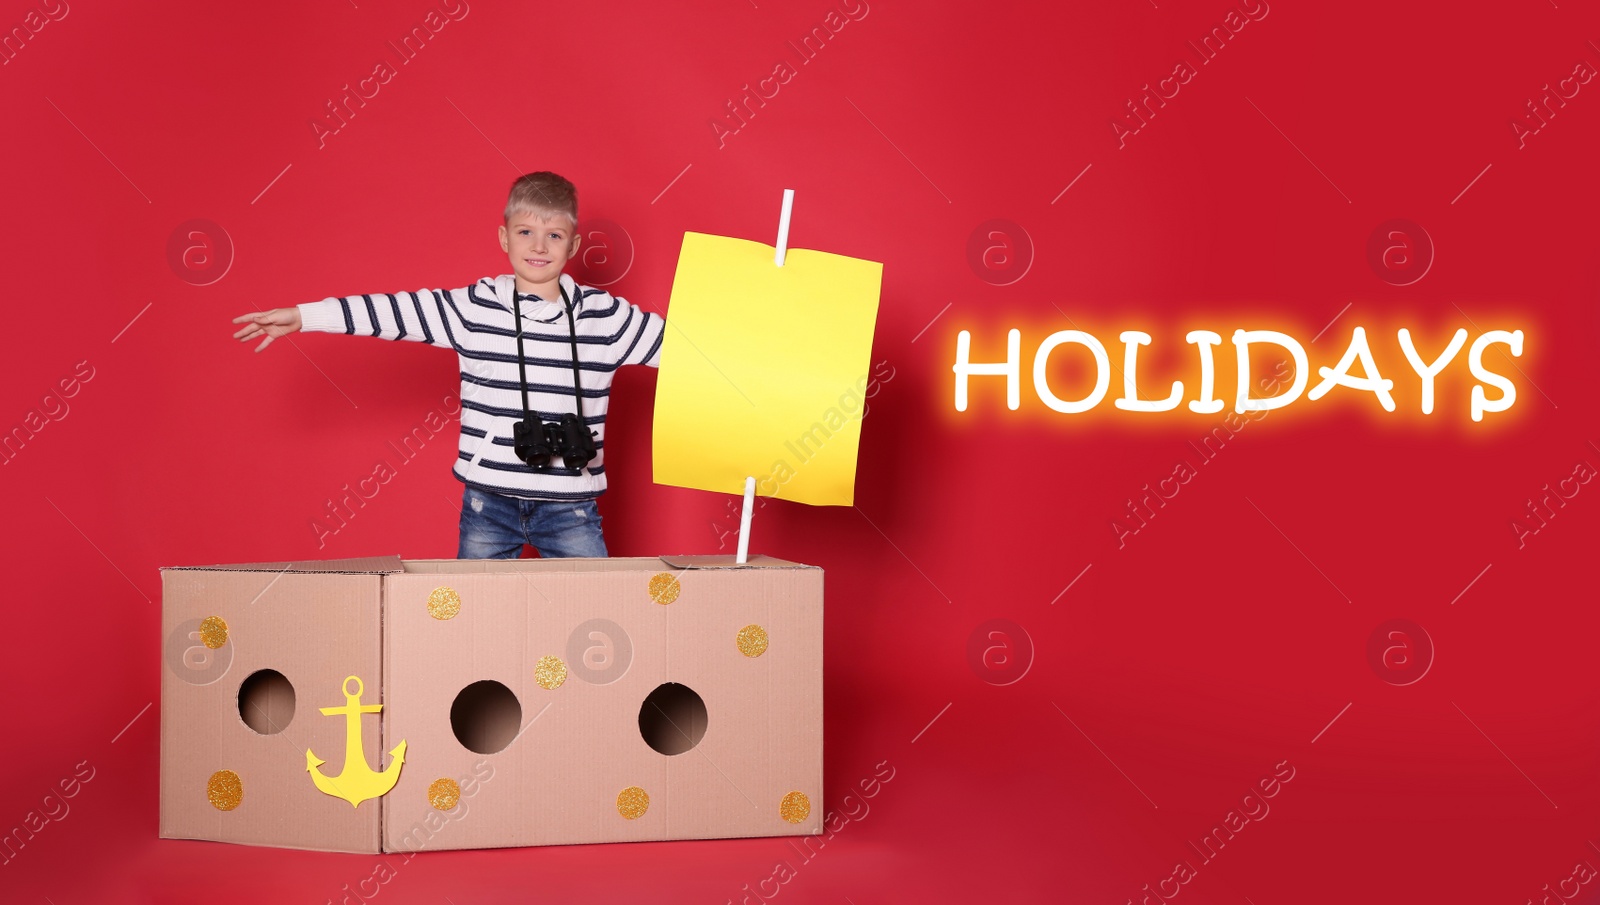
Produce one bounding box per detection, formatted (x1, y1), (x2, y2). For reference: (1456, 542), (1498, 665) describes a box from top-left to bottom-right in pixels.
(159, 554), (822, 853)
(165, 210), (880, 853)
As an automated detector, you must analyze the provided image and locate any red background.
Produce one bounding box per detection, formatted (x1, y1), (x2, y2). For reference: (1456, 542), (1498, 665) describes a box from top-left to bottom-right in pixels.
(3, 0), (1599, 902)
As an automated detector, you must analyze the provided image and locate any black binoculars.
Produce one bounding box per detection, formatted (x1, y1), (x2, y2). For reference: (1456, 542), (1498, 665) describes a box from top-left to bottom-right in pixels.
(513, 412), (597, 471)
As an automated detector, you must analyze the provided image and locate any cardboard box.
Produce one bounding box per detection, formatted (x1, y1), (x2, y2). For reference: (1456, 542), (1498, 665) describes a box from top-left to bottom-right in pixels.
(159, 554), (823, 853)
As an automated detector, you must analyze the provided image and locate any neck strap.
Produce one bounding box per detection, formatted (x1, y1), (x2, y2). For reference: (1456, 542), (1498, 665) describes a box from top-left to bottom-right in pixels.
(509, 278), (586, 426)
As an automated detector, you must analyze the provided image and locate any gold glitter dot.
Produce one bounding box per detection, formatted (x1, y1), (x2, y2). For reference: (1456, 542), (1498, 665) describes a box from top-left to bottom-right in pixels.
(534, 655), (567, 690)
(207, 770), (243, 811)
(427, 587), (461, 620)
(737, 624), (769, 658)
(779, 791), (810, 824)
(648, 573), (680, 606)
(616, 786), (650, 819)
(198, 616), (229, 649)
(428, 778), (461, 811)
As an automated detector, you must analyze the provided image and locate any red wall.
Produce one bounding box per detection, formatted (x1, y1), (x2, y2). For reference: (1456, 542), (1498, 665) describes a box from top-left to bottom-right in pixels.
(3, 0), (1598, 902)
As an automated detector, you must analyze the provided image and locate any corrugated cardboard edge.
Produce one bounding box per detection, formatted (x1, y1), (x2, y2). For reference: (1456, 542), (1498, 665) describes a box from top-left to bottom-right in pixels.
(659, 554), (820, 570)
(159, 555), (405, 574)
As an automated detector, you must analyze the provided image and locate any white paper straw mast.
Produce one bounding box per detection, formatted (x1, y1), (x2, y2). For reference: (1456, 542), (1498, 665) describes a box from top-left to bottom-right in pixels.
(735, 476), (756, 564)
(737, 188), (796, 562)
(774, 188), (795, 267)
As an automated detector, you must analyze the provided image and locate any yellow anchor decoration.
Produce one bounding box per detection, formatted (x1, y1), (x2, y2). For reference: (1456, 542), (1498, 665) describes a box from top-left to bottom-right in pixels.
(305, 675), (407, 808)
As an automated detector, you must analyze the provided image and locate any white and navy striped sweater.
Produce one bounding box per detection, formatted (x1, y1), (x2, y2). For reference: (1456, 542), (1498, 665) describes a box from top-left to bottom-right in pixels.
(297, 272), (663, 501)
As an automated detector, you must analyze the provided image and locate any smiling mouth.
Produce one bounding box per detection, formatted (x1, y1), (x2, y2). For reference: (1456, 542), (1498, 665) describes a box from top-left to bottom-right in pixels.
(525, 258), (550, 267)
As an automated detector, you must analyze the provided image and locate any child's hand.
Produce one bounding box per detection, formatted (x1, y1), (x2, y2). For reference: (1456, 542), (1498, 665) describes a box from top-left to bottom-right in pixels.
(231, 308), (302, 353)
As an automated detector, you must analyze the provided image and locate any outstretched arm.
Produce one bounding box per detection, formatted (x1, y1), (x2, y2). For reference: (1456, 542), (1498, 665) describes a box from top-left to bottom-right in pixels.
(232, 289), (457, 353)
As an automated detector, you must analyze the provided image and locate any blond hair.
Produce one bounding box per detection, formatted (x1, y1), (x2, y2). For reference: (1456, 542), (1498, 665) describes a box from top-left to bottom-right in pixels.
(504, 171), (578, 226)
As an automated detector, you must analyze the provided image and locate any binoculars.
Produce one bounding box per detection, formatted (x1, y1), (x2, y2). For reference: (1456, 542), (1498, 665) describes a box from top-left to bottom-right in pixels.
(513, 412), (597, 471)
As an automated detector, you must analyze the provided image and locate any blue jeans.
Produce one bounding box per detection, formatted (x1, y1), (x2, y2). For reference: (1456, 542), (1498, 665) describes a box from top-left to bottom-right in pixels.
(456, 485), (608, 559)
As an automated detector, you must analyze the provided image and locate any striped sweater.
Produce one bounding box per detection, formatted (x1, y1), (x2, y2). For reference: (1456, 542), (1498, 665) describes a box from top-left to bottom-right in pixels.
(297, 272), (663, 501)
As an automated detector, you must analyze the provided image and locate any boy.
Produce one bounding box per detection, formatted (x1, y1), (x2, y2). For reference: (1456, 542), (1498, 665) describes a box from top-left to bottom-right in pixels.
(231, 172), (664, 559)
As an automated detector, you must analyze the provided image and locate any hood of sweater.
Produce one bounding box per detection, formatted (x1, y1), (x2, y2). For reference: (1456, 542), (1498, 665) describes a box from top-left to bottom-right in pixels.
(490, 272), (577, 324)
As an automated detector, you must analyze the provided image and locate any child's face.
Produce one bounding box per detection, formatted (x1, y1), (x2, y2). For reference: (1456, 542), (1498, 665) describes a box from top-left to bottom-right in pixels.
(499, 210), (580, 295)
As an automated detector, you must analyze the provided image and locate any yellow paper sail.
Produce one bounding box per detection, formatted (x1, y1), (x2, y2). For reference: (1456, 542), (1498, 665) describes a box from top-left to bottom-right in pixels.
(653, 232), (883, 506)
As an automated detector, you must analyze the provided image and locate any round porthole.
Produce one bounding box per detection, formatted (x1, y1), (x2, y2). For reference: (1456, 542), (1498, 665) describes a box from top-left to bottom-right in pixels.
(638, 682), (708, 755)
(450, 680), (522, 754)
(237, 669), (295, 735)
